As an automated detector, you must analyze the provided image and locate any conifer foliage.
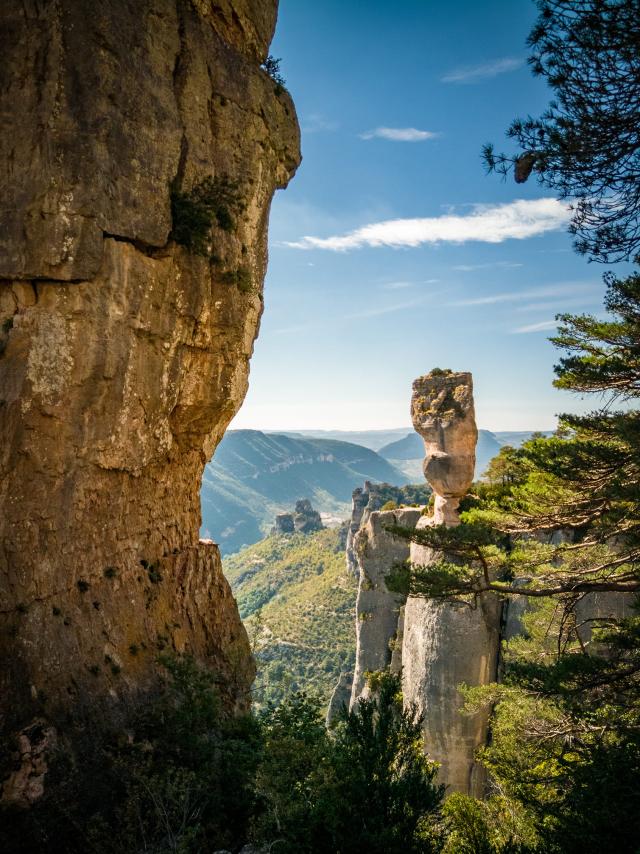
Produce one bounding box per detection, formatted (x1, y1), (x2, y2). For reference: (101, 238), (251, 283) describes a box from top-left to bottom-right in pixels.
(483, 0), (640, 263)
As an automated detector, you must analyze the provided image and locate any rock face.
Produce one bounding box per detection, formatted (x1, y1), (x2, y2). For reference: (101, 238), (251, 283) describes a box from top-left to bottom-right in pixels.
(403, 370), (501, 796)
(0, 0), (300, 742)
(293, 499), (324, 534)
(271, 500), (324, 535)
(350, 507), (422, 704)
(273, 514), (296, 535)
(326, 670), (353, 726)
(345, 376), (501, 795)
(345, 480), (431, 577)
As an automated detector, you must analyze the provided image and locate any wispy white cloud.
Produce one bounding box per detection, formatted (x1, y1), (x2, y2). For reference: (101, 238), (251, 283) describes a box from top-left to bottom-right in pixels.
(512, 319), (559, 334)
(450, 281), (599, 308)
(442, 57), (524, 83)
(381, 278), (440, 290)
(344, 298), (427, 320)
(382, 281), (414, 290)
(360, 127), (440, 142)
(452, 261), (523, 272)
(301, 113), (339, 134)
(285, 198), (571, 252)
(514, 297), (599, 314)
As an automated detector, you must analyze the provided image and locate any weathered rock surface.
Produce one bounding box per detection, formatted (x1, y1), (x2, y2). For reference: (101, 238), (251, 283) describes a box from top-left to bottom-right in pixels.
(273, 513), (296, 534)
(350, 507), (422, 704)
(0, 0), (300, 747)
(293, 499), (324, 534)
(346, 484), (372, 576)
(411, 370), (477, 525)
(345, 480), (431, 577)
(271, 500), (324, 535)
(326, 670), (353, 725)
(402, 370), (501, 797)
(402, 560), (501, 796)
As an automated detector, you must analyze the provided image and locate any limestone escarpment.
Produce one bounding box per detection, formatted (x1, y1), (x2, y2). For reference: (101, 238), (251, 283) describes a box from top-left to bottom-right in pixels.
(0, 0), (300, 739)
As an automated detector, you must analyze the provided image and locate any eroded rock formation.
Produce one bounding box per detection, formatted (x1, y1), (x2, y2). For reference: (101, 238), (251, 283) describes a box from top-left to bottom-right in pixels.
(347, 372), (501, 796)
(272, 499), (324, 535)
(0, 0), (300, 747)
(403, 370), (501, 796)
(349, 506), (422, 704)
(345, 481), (431, 577)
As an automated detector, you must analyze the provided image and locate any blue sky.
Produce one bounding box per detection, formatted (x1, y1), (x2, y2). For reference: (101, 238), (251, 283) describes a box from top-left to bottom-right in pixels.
(232, 0), (607, 433)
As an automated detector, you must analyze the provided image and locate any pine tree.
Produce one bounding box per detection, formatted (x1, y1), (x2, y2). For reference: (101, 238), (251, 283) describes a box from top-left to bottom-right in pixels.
(483, 0), (640, 264)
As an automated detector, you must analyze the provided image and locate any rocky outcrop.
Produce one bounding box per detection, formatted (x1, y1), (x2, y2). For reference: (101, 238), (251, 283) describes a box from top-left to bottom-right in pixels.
(347, 372), (501, 796)
(350, 506), (422, 704)
(326, 671), (353, 725)
(273, 514), (296, 535)
(346, 484), (372, 576)
(271, 500), (324, 535)
(410, 370), (477, 526)
(402, 370), (501, 796)
(292, 499), (324, 534)
(345, 480), (431, 577)
(0, 0), (300, 748)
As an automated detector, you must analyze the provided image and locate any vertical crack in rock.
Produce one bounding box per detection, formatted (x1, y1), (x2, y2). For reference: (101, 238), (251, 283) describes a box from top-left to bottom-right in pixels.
(0, 0), (301, 774)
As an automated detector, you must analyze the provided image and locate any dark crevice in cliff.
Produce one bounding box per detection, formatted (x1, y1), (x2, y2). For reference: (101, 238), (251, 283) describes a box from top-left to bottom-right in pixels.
(102, 231), (170, 259)
(172, 0), (191, 190)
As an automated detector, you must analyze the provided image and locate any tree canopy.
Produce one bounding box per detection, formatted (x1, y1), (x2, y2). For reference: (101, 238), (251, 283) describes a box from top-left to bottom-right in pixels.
(483, 0), (640, 263)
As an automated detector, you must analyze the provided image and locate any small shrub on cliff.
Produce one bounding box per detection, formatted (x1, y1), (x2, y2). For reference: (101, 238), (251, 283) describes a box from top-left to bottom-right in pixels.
(261, 55), (286, 94)
(221, 267), (253, 293)
(170, 175), (244, 256)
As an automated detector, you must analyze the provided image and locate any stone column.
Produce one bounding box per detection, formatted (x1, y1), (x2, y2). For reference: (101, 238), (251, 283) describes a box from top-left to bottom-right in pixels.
(401, 370), (502, 796)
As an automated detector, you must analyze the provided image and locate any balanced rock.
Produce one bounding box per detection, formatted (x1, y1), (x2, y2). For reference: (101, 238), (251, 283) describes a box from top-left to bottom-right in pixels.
(402, 369), (501, 797)
(411, 369), (477, 526)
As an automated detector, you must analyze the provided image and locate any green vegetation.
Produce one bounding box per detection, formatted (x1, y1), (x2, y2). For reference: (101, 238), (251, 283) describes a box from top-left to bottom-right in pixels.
(256, 672), (443, 853)
(225, 526), (357, 707)
(483, 0), (640, 264)
(390, 271), (640, 850)
(0, 661), (444, 854)
(220, 266), (252, 293)
(380, 499), (398, 511)
(170, 174), (243, 256)
(261, 54), (286, 94)
(202, 429), (410, 555)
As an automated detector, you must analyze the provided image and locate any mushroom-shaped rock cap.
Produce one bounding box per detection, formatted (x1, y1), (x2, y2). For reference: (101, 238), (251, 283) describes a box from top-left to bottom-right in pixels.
(411, 370), (477, 503)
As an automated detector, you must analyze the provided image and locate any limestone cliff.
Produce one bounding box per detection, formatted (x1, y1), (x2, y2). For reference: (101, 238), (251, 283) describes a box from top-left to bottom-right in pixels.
(345, 480), (431, 577)
(0, 0), (300, 748)
(349, 506), (422, 704)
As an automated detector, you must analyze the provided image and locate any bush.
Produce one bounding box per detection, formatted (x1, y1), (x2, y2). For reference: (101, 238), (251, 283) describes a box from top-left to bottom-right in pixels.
(170, 175), (244, 256)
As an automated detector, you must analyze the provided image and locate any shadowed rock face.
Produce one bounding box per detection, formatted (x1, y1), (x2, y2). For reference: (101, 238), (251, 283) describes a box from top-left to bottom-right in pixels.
(403, 369), (501, 797)
(0, 0), (300, 738)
